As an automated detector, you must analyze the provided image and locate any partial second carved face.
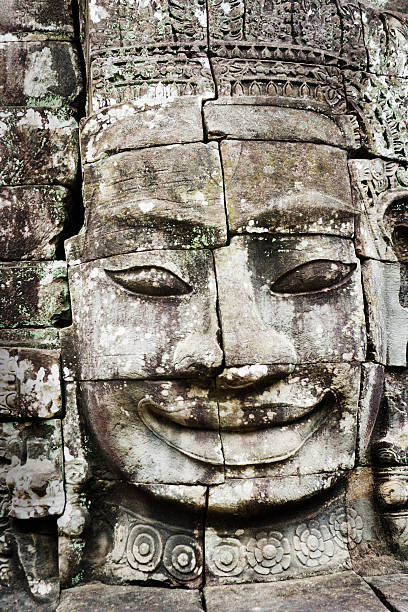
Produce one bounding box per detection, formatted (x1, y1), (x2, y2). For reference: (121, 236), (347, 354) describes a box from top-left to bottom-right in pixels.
(69, 128), (366, 502)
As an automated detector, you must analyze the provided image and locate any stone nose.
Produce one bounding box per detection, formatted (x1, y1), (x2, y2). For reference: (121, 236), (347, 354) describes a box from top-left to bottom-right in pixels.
(214, 242), (298, 369)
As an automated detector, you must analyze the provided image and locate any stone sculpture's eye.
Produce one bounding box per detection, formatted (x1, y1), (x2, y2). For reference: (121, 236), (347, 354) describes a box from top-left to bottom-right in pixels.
(105, 266), (192, 297)
(271, 260), (356, 295)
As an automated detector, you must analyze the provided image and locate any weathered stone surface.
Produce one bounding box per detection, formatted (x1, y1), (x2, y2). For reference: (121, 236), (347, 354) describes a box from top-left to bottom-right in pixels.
(218, 363), (360, 479)
(346, 72), (408, 162)
(67, 249), (221, 380)
(220, 140), (355, 237)
(372, 369), (408, 468)
(0, 328), (60, 350)
(204, 102), (359, 149)
(0, 420), (64, 519)
(58, 382), (89, 589)
(205, 489), (352, 584)
(77, 142), (226, 261)
(204, 571), (388, 611)
(0, 186), (71, 260)
(214, 235), (365, 366)
(0, 42), (82, 107)
(0, 108), (78, 186)
(0, 0), (74, 40)
(0, 261), (69, 328)
(90, 54), (215, 111)
(207, 473), (343, 515)
(358, 363), (384, 465)
(11, 519), (59, 604)
(78, 381), (224, 485)
(363, 8), (408, 77)
(366, 574), (408, 612)
(346, 468), (407, 576)
(81, 98), (204, 163)
(85, 0), (207, 53)
(57, 583), (204, 611)
(349, 158), (408, 262)
(0, 347), (61, 419)
(77, 482), (206, 587)
(362, 260), (408, 366)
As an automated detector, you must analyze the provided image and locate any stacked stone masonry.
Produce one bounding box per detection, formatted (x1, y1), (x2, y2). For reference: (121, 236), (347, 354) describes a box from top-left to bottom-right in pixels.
(1, 0), (408, 610)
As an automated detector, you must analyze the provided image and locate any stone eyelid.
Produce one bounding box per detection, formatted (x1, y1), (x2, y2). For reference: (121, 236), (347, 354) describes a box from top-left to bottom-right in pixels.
(270, 259), (357, 295)
(104, 265), (192, 297)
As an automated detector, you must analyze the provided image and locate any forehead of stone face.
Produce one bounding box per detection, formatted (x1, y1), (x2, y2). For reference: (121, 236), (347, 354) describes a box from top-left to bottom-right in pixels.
(221, 140), (354, 237)
(77, 142), (227, 262)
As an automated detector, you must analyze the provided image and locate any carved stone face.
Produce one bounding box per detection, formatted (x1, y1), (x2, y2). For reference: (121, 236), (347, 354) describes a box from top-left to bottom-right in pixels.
(68, 108), (366, 510)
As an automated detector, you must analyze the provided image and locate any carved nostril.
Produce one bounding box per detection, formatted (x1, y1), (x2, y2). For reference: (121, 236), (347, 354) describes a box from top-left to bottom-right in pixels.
(216, 363), (295, 390)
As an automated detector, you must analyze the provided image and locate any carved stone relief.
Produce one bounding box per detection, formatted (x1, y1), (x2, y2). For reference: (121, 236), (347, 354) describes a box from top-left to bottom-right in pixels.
(1, 0), (408, 608)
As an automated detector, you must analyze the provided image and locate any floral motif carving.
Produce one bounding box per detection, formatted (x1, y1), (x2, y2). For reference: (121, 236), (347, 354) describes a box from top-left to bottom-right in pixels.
(247, 530), (290, 575)
(329, 509), (363, 550)
(163, 534), (202, 581)
(126, 524), (163, 572)
(293, 520), (335, 567)
(207, 537), (246, 576)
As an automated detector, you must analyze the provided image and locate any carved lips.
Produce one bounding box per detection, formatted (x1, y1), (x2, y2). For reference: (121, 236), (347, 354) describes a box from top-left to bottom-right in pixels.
(137, 391), (332, 466)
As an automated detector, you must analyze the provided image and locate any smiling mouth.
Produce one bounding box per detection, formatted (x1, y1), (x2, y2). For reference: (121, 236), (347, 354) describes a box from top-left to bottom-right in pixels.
(137, 393), (333, 466)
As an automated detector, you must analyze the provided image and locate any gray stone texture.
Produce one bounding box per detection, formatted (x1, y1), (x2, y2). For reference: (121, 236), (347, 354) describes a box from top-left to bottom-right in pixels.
(79, 142), (226, 261)
(220, 140), (355, 237)
(0, 42), (82, 107)
(366, 574), (408, 611)
(57, 583), (204, 611)
(204, 571), (388, 611)
(0, 0), (74, 40)
(0, 108), (78, 186)
(0, 347), (61, 419)
(81, 97), (204, 163)
(0, 186), (71, 260)
(0, 261), (69, 328)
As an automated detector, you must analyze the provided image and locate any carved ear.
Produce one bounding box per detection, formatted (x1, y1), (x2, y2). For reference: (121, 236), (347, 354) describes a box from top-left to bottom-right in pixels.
(383, 196), (408, 262)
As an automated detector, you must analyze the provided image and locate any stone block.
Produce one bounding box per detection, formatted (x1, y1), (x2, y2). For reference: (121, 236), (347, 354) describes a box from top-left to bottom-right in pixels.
(214, 236), (365, 366)
(205, 488), (352, 584)
(61, 479), (207, 587)
(363, 8), (408, 78)
(85, 0), (207, 54)
(220, 140), (355, 237)
(0, 42), (82, 107)
(57, 584), (204, 611)
(0, 186), (71, 260)
(67, 249), (222, 380)
(204, 101), (360, 148)
(358, 363), (384, 465)
(346, 72), (408, 162)
(78, 381), (224, 485)
(349, 158), (408, 263)
(217, 363), (360, 479)
(0, 347), (61, 419)
(362, 260), (408, 366)
(78, 142), (226, 260)
(90, 54), (214, 112)
(0, 518), (59, 605)
(81, 97), (204, 163)
(346, 468), (407, 576)
(0, 0), (74, 40)
(371, 369), (408, 468)
(204, 571), (388, 611)
(0, 261), (69, 328)
(0, 420), (64, 519)
(0, 108), (78, 186)
(366, 574), (408, 612)
(0, 328), (60, 350)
